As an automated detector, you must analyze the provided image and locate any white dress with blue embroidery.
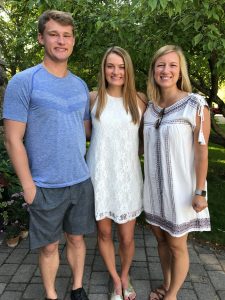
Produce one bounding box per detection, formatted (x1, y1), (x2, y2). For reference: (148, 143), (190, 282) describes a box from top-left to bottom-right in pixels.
(143, 93), (211, 237)
(86, 94), (143, 223)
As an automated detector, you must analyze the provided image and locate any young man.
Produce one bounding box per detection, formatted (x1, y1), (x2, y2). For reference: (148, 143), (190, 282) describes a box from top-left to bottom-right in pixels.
(3, 10), (95, 300)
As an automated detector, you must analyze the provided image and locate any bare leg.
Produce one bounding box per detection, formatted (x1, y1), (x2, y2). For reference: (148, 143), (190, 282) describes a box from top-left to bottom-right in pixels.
(39, 241), (59, 299)
(117, 220), (136, 287)
(151, 225), (171, 291)
(164, 233), (189, 300)
(66, 233), (86, 290)
(97, 219), (122, 296)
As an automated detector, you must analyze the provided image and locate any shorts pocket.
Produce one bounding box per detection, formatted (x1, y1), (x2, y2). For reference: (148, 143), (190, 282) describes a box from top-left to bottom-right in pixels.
(29, 187), (40, 208)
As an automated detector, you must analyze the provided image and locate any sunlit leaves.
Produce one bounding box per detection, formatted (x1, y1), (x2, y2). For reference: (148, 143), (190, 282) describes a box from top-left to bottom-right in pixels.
(0, 0), (225, 111)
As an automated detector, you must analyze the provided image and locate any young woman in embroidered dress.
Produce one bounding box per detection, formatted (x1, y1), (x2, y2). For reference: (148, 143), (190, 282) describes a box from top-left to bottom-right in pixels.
(143, 45), (211, 300)
(86, 46), (146, 300)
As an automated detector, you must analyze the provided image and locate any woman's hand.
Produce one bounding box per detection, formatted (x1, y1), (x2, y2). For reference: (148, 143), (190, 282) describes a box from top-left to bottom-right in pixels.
(192, 195), (208, 213)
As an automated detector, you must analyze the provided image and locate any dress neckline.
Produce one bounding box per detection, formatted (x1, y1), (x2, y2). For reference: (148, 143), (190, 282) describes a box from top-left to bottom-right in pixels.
(155, 93), (191, 112)
(107, 93), (123, 100)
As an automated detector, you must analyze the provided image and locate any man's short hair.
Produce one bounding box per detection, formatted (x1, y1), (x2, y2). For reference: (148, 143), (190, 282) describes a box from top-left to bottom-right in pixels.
(38, 10), (75, 35)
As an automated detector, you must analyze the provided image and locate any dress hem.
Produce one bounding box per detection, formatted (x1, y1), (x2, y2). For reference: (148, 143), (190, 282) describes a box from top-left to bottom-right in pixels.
(96, 209), (143, 224)
(145, 213), (211, 237)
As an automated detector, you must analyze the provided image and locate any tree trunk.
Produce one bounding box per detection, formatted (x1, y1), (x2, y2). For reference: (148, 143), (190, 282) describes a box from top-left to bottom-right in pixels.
(210, 115), (225, 147)
(208, 51), (218, 107)
(192, 51), (225, 146)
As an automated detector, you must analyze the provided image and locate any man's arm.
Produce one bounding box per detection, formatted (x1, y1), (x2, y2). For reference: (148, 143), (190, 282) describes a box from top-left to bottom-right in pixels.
(84, 120), (92, 141)
(4, 119), (36, 204)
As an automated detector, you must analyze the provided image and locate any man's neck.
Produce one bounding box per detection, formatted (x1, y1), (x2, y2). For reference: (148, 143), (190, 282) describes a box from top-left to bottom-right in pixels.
(42, 59), (68, 78)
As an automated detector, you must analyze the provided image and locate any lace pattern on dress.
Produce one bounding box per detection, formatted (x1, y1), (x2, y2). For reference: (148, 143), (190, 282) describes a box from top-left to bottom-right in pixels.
(97, 208), (142, 223)
(87, 95), (143, 224)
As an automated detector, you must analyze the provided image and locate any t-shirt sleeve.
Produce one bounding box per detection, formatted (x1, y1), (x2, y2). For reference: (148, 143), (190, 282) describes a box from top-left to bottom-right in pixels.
(3, 74), (31, 123)
(83, 83), (90, 120)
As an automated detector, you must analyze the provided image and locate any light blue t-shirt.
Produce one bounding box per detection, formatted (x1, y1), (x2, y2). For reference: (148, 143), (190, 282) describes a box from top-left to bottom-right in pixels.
(3, 64), (90, 188)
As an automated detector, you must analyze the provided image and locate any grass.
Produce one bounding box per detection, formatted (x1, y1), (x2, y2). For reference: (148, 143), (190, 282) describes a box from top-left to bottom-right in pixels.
(191, 121), (225, 246)
(191, 142), (225, 247)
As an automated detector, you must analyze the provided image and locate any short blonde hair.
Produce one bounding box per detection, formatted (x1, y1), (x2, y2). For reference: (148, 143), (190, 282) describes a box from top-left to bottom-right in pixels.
(147, 45), (192, 104)
(96, 46), (140, 124)
(38, 10), (75, 36)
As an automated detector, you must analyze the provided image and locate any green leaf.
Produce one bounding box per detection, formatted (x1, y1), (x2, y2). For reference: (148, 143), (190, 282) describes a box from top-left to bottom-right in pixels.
(95, 20), (103, 31)
(193, 33), (203, 46)
(174, 0), (183, 14)
(208, 24), (220, 35)
(159, 0), (167, 10)
(194, 20), (202, 31)
(207, 41), (214, 51)
(148, 0), (158, 11)
(203, 2), (209, 10)
(212, 11), (220, 21)
(222, 39), (225, 49)
(181, 15), (192, 26)
(167, 7), (174, 18)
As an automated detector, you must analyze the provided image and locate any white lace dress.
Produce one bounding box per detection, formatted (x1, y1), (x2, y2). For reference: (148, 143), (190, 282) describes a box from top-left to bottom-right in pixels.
(143, 93), (211, 237)
(86, 94), (143, 223)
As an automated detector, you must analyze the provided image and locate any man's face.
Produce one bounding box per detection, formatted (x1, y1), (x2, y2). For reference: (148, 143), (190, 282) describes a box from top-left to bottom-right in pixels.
(38, 19), (75, 63)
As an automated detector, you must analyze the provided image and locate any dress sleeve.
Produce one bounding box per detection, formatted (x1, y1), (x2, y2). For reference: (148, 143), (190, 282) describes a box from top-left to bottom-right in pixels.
(196, 95), (208, 145)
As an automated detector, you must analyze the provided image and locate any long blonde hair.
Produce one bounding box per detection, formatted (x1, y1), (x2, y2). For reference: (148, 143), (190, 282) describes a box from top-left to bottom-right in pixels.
(147, 45), (192, 104)
(95, 46), (140, 124)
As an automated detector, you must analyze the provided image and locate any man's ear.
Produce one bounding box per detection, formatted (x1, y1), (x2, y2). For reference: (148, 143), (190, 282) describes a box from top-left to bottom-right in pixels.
(38, 33), (44, 46)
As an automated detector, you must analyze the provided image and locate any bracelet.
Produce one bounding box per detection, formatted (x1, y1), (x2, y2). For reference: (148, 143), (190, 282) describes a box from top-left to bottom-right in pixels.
(195, 189), (206, 197)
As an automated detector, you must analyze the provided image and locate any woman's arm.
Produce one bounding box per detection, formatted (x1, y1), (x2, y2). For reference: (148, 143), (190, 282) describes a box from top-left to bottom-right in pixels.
(192, 106), (211, 213)
(85, 91), (98, 141)
(137, 92), (148, 155)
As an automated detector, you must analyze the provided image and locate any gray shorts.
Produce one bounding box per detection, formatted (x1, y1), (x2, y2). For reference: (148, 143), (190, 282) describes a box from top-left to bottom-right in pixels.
(28, 178), (96, 249)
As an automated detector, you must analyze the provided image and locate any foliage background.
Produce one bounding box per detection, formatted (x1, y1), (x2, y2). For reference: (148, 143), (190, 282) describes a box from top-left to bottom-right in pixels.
(0, 0), (225, 245)
(0, 1), (225, 107)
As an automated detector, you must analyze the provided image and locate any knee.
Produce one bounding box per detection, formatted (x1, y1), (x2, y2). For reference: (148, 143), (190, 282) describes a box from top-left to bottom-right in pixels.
(169, 243), (188, 258)
(67, 234), (84, 248)
(119, 235), (134, 248)
(98, 229), (112, 242)
(41, 241), (59, 257)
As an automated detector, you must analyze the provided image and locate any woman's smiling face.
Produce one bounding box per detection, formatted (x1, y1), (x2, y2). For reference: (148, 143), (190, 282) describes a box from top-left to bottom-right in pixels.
(105, 53), (125, 88)
(154, 51), (180, 90)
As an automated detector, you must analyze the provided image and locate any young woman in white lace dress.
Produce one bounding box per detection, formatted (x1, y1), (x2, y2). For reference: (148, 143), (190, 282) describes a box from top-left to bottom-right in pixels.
(86, 46), (146, 300)
(144, 45), (211, 300)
